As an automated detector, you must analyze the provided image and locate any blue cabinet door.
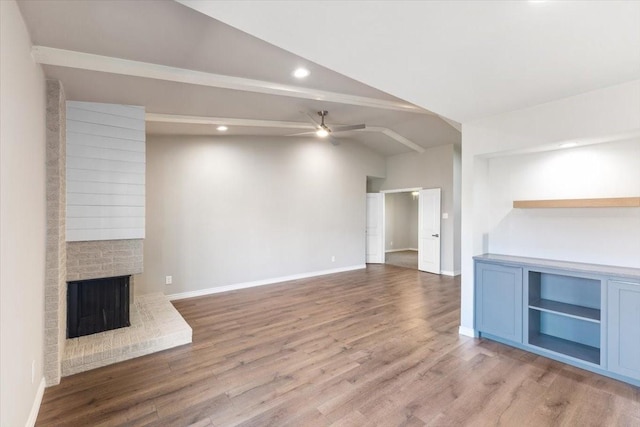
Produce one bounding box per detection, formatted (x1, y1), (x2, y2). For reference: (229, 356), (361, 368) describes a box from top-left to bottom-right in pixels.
(608, 280), (640, 381)
(475, 262), (523, 343)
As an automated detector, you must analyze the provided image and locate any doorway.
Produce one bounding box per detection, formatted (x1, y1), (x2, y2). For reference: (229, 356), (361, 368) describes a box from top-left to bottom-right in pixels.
(384, 191), (419, 269)
(366, 188), (441, 274)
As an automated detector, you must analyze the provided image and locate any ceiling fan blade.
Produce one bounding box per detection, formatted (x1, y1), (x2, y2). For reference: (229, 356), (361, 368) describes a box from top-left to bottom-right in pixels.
(328, 134), (340, 146)
(286, 131), (316, 136)
(330, 124), (366, 133)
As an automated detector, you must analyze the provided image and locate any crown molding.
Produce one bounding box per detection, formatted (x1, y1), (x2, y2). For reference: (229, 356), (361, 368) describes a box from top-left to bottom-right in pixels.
(32, 46), (430, 115)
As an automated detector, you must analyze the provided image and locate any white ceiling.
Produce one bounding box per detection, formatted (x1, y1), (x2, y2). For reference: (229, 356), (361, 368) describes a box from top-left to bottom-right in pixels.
(17, 0), (461, 156)
(181, 0), (640, 123)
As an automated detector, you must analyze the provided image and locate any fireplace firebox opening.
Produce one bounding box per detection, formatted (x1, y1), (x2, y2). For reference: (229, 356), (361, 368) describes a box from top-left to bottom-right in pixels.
(67, 275), (130, 338)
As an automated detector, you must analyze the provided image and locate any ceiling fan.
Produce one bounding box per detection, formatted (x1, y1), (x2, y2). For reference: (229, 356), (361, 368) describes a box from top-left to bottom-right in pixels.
(291, 110), (366, 146)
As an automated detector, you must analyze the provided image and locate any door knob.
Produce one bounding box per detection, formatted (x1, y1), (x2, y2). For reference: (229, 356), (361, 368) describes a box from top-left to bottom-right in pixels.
(432, 234), (439, 237)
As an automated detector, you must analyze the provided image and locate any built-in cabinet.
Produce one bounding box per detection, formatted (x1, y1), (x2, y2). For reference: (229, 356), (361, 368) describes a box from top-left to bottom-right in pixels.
(607, 280), (640, 380)
(475, 263), (522, 343)
(474, 254), (640, 386)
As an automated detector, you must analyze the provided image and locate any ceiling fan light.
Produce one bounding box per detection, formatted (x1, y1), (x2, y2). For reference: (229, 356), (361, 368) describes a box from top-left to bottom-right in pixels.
(316, 128), (329, 138)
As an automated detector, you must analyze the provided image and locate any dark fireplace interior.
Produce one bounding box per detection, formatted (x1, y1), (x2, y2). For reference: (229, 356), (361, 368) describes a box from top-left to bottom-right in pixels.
(67, 275), (131, 338)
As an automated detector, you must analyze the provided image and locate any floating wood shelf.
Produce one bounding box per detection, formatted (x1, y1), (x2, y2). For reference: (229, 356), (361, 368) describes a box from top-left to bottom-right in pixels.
(513, 197), (640, 209)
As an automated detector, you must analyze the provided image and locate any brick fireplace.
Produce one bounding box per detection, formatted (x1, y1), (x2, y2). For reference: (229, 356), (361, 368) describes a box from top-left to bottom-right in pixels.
(44, 80), (190, 385)
(44, 79), (66, 385)
(66, 240), (143, 282)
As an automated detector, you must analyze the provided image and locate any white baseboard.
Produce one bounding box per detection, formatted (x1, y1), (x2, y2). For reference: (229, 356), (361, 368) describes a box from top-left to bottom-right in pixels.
(385, 248), (418, 253)
(458, 325), (476, 338)
(441, 270), (461, 277)
(167, 264), (366, 301)
(26, 377), (45, 427)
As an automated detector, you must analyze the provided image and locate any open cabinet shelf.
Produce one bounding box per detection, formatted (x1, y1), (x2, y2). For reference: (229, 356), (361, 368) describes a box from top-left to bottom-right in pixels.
(513, 197), (640, 209)
(529, 298), (600, 323)
(529, 333), (600, 365)
(527, 270), (602, 365)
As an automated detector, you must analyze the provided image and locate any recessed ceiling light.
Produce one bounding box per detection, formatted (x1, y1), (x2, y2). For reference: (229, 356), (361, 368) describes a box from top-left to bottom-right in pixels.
(217, 125), (228, 132)
(293, 67), (310, 79)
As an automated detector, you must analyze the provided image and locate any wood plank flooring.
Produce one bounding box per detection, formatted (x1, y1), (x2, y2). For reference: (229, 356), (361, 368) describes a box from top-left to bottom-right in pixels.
(36, 265), (640, 426)
(385, 250), (418, 270)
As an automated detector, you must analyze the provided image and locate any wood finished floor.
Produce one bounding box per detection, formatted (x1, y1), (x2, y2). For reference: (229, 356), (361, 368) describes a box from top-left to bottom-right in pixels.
(36, 265), (640, 426)
(385, 250), (418, 270)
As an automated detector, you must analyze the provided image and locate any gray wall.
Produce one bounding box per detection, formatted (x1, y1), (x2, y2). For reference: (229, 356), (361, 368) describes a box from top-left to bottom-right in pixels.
(138, 135), (385, 295)
(453, 145), (461, 273)
(375, 144), (460, 275)
(1, 1), (47, 425)
(384, 192), (418, 251)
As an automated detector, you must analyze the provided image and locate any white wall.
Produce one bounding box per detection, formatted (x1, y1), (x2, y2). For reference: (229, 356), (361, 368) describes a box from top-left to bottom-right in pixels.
(384, 192), (418, 251)
(487, 139), (640, 267)
(66, 102), (146, 241)
(138, 135), (385, 296)
(0, 1), (47, 425)
(378, 144), (459, 275)
(460, 80), (640, 335)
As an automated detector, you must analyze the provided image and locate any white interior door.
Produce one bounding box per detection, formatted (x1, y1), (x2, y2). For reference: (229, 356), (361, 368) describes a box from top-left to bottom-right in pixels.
(418, 188), (441, 274)
(366, 193), (385, 264)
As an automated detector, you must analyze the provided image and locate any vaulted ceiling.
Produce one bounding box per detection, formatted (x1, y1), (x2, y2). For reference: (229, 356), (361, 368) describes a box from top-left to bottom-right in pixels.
(186, 1), (640, 124)
(17, 0), (462, 157)
(19, 1), (639, 156)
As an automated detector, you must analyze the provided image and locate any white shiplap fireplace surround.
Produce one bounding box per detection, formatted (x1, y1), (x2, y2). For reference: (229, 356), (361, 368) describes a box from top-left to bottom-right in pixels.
(44, 81), (191, 385)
